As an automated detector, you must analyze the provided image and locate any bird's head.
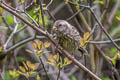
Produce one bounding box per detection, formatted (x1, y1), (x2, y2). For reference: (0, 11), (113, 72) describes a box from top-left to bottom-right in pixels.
(52, 20), (72, 35)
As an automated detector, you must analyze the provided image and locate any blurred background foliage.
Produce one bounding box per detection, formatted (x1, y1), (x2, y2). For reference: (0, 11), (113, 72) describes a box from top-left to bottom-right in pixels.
(0, 0), (120, 80)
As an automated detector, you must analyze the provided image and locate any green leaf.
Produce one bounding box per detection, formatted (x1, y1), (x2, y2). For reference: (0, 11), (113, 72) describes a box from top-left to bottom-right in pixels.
(9, 69), (20, 79)
(0, 7), (4, 15)
(93, 1), (104, 4)
(65, 0), (69, 4)
(20, 0), (24, 4)
(57, 62), (63, 68)
(47, 62), (54, 66)
(36, 75), (40, 80)
(16, 56), (24, 62)
(5, 71), (11, 80)
(18, 24), (24, 30)
(29, 71), (36, 75)
(4, 15), (14, 24)
(102, 76), (111, 80)
(8, 16), (14, 24)
(110, 48), (117, 54)
(33, 0), (37, 3)
(71, 76), (77, 80)
(112, 53), (119, 65)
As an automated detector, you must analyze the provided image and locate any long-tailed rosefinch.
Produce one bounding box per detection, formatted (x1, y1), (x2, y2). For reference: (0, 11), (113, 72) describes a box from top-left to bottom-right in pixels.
(52, 20), (82, 54)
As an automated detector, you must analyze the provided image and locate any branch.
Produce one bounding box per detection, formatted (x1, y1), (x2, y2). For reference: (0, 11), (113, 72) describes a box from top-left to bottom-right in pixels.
(46, 0), (53, 9)
(108, 0), (120, 24)
(89, 38), (120, 44)
(5, 36), (35, 53)
(3, 16), (18, 50)
(46, 9), (56, 21)
(40, 58), (50, 80)
(76, 4), (120, 51)
(66, 7), (85, 21)
(0, 2), (101, 80)
(0, 36), (35, 60)
(39, 0), (46, 30)
(66, 3), (85, 33)
(24, 12), (40, 27)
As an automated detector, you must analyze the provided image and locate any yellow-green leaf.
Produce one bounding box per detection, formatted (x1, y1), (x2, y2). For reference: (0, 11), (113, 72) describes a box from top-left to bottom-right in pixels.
(38, 41), (43, 50)
(83, 32), (90, 40)
(0, 7), (4, 16)
(65, 0), (69, 4)
(32, 43), (37, 49)
(54, 53), (59, 61)
(37, 75), (40, 80)
(93, 1), (104, 4)
(80, 38), (85, 47)
(33, 0), (37, 3)
(20, 0), (24, 3)
(47, 62), (54, 66)
(43, 7), (47, 10)
(48, 55), (55, 63)
(44, 42), (51, 48)
(0, 46), (3, 52)
(116, 16), (120, 21)
(19, 66), (26, 72)
(26, 61), (39, 70)
(29, 71), (36, 75)
(64, 57), (72, 65)
(9, 69), (20, 79)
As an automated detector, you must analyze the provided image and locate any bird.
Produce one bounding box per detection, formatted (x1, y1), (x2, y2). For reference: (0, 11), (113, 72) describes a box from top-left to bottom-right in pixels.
(52, 20), (84, 55)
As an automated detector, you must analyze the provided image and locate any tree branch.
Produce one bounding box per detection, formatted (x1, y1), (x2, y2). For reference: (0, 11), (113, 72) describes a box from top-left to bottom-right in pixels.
(0, 2), (101, 80)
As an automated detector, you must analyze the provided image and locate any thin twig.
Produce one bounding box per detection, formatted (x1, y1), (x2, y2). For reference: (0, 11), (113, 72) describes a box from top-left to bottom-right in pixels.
(66, 3), (85, 33)
(108, 0), (120, 24)
(57, 67), (61, 80)
(73, 4), (120, 51)
(89, 38), (120, 44)
(24, 12), (40, 27)
(46, 10), (56, 21)
(39, 58), (50, 80)
(66, 7), (85, 21)
(2, 1), (24, 13)
(69, 0), (91, 31)
(89, 8), (120, 50)
(57, 53), (61, 80)
(0, 2), (101, 80)
(51, 2), (65, 15)
(16, 25), (27, 33)
(1, 16), (12, 31)
(25, 0), (34, 10)
(83, 0), (109, 46)
(5, 36), (35, 53)
(95, 45), (120, 79)
(46, 0), (53, 9)
(4, 16), (18, 50)
(0, 36), (35, 60)
(39, 0), (46, 30)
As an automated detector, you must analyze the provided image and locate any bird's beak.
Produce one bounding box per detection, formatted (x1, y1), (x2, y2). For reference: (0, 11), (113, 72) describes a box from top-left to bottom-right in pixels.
(52, 26), (57, 32)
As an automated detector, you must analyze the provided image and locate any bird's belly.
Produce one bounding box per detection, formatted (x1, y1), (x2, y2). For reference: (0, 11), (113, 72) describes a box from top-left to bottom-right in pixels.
(59, 36), (77, 53)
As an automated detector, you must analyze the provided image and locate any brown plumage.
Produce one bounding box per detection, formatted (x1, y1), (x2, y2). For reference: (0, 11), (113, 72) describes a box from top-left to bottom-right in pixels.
(52, 20), (81, 54)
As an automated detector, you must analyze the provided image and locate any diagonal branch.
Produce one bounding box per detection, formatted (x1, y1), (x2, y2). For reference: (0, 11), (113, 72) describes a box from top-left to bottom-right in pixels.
(89, 8), (120, 51)
(77, 4), (120, 51)
(0, 2), (101, 80)
(3, 16), (18, 50)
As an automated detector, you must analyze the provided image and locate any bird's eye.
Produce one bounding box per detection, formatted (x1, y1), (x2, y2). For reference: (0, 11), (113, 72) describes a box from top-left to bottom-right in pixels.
(58, 24), (62, 27)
